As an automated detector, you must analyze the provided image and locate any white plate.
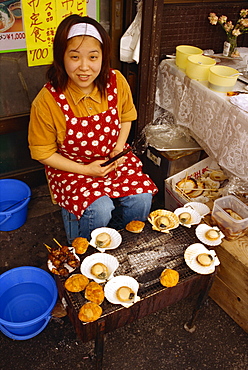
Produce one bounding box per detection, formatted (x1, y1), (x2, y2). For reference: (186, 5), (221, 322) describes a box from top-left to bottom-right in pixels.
(80, 253), (119, 283)
(47, 247), (80, 275)
(195, 224), (225, 246)
(184, 243), (220, 275)
(104, 275), (140, 308)
(90, 227), (122, 252)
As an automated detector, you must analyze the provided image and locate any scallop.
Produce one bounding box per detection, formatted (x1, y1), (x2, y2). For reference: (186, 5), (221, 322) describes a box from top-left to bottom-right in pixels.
(104, 275), (140, 308)
(174, 207), (201, 228)
(90, 227), (122, 252)
(80, 253), (119, 283)
(148, 209), (179, 233)
(184, 202), (210, 218)
(195, 224), (225, 246)
(184, 243), (220, 274)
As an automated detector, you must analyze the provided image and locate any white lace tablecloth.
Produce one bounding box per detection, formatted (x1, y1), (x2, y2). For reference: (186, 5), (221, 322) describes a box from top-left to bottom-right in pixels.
(155, 60), (248, 181)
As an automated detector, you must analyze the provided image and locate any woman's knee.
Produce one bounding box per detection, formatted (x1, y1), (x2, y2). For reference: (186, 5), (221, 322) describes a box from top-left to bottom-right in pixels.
(79, 196), (115, 239)
(86, 196), (115, 219)
(119, 193), (153, 224)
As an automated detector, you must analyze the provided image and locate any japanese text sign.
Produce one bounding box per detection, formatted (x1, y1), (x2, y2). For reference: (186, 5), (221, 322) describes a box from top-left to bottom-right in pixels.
(22, 0), (87, 66)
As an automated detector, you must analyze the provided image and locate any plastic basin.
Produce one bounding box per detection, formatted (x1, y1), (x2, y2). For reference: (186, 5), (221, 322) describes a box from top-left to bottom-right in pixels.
(0, 267), (58, 340)
(176, 45), (203, 70)
(0, 179), (31, 231)
(186, 55), (216, 81)
(208, 65), (239, 92)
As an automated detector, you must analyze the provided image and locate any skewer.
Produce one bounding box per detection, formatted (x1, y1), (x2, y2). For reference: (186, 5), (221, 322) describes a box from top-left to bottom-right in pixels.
(53, 238), (63, 248)
(175, 186), (192, 201)
(44, 243), (52, 252)
(176, 187), (219, 192)
(175, 185), (220, 192)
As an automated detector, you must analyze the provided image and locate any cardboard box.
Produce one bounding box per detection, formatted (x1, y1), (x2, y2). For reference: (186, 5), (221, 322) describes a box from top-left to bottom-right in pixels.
(164, 157), (220, 211)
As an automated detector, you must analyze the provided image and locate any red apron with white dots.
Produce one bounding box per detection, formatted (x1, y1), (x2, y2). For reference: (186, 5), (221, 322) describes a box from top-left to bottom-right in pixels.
(45, 69), (157, 219)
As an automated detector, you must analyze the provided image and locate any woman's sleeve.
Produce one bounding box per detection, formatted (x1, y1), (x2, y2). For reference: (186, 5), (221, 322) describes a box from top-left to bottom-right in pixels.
(115, 70), (137, 123)
(28, 88), (65, 161)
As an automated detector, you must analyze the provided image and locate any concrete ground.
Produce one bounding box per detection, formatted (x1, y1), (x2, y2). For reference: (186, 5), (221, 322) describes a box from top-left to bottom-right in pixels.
(0, 184), (247, 370)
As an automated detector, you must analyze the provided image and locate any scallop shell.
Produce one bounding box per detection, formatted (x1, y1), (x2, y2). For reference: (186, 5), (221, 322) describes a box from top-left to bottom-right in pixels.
(184, 202), (210, 218)
(174, 207), (201, 228)
(195, 224), (225, 246)
(80, 253), (119, 283)
(104, 275), (140, 308)
(184, 243), (220, 274)
(90, 227), (122, 252)
(148, 209), (179, 233)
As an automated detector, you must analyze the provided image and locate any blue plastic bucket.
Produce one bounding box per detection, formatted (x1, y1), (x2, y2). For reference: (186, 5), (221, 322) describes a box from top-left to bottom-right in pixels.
(0, 179), (31, 231)
(0, 267), (58, 340)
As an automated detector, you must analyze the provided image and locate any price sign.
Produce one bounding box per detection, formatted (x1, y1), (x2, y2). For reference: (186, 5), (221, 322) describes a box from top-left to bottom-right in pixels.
(22, 0), (88, 66)
(22, 0), (57, 66)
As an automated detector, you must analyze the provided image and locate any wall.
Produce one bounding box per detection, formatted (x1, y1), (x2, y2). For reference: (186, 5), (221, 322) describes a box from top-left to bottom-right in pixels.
(135, 0), (248, 133)
(160, 2), (248, 58)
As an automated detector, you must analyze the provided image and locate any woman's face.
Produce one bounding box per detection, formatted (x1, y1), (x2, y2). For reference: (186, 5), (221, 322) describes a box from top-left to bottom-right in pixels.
(64, 35), (102, 94)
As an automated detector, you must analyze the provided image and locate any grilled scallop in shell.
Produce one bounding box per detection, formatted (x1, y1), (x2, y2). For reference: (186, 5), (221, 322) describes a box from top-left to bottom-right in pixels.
(148, 209), (179, 232)
(174, 207), (201, 227)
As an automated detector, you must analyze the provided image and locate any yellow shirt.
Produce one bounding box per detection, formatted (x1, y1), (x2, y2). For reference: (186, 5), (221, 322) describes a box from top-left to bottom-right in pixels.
(28, 69), (137, 161)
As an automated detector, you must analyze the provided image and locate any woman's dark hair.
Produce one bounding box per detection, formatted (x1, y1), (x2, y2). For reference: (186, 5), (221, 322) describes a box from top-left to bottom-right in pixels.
(46, 15), (111, 94)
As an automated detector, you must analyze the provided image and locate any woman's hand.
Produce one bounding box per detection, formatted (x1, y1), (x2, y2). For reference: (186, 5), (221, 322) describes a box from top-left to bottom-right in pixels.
(40, 153), (116, 177)
(109, 148), (127, 166)
(84, 160), (116, 177)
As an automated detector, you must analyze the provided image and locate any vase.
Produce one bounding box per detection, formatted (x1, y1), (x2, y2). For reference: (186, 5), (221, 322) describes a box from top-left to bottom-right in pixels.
(223, 35), (238, 57)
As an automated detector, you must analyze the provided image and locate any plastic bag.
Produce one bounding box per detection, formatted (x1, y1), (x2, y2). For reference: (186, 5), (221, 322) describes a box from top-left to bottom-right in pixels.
(144, 111), (200, 151)
(120, 1), (142, 64)
(222, 176), (248, 205)
(133, 110), (200, 155)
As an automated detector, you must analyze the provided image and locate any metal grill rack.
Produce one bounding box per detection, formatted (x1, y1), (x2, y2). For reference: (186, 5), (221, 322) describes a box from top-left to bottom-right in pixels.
(58, 223), (201, 319)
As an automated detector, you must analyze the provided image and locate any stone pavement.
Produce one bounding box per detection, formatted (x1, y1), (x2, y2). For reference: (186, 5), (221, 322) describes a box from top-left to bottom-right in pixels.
(0, 184), (247, 370)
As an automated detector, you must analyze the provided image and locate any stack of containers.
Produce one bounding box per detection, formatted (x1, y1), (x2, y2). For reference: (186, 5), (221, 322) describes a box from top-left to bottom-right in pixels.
(175, 45), (239, 90)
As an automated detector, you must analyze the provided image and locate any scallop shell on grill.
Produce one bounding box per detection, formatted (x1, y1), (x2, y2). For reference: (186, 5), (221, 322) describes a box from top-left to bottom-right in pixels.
(148, 209), (179, 233)
(80, 253), (119, 283)
(104, 275), (140, 308)
(184, 243), (220, 274)
(174, 207), (201, 228)
(90, 227), (122, 252)
(195, 224), (225, 246)
(184, 202), (210, 218)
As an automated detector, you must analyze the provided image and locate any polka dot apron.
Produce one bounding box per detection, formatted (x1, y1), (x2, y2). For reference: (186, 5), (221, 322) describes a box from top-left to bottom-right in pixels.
(45, 70), (157, 219)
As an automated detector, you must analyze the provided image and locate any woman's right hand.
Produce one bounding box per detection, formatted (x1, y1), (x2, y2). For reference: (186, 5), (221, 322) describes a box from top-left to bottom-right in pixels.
(40, 153), (116, 177)
(84, 160), (116, 177)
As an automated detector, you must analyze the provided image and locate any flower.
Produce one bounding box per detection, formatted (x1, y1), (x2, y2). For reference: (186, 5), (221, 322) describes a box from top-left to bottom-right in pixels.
(208, 9), (248, 38)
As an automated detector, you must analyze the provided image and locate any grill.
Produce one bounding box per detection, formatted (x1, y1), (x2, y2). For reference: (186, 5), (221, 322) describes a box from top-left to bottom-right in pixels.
(56, 222), (214, 370)
(58, 223), (199, 317)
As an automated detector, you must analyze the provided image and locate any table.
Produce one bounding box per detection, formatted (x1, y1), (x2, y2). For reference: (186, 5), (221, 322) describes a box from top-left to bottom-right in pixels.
(55, 223), (215, 369)
(155, 60), (248, 182)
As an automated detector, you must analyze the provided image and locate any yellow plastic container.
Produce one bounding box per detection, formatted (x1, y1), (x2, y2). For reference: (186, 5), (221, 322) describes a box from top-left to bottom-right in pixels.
(176, 45), (203, 70)
(186, 55), (216, 81)
(208, 65), (239, 92)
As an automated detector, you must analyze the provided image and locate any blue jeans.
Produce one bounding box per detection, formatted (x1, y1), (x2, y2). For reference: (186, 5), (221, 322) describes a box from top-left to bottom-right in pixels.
(61, 193), (153, 243)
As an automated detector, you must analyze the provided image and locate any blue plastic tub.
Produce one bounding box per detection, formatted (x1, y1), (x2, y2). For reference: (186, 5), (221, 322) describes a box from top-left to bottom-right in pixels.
(0, 267), (58, 340)
(0, 179), (31, 231)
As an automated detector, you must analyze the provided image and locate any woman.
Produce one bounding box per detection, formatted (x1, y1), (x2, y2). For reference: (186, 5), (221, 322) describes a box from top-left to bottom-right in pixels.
(28, 14), (157, 243)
